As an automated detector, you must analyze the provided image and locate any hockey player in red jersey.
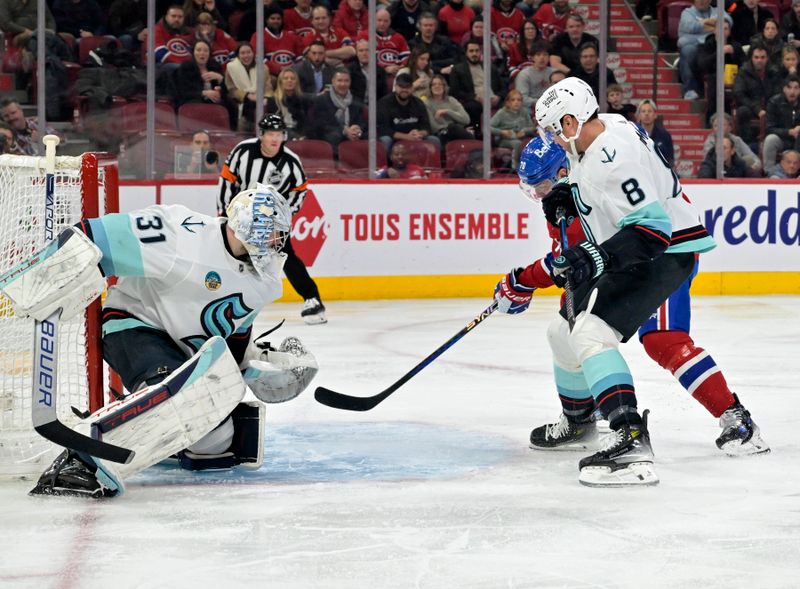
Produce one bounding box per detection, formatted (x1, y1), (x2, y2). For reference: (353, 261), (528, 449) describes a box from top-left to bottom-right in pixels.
(495, 133), (769, 463)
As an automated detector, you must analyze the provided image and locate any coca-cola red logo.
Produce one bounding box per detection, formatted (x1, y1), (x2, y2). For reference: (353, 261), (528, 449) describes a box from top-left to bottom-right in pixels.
(292, 189), (326, 266)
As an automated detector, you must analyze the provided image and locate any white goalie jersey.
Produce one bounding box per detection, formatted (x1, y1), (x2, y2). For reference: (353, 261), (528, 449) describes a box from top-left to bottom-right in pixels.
(566, 114), (716, 254)
(83, 204), (284, 356)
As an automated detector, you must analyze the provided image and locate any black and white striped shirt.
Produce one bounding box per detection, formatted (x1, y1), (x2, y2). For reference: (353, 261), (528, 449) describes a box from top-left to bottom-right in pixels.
(217, 138), (309, 215)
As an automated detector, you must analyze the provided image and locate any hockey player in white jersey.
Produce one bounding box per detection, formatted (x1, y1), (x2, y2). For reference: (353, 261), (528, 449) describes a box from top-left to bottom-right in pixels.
(0, 183), (318, 498)
(524, 78), (718, 486)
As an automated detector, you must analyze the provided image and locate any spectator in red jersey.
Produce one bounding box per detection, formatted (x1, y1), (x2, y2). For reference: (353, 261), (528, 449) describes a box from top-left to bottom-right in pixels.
(376, 142), (427, 179)
(491, 0), (526, 52)
(284, 0), (314, 42)
(195, 12), (237, 69)
(333, 0), (368, 38)
(152, 4), (195, 69)
(408, 11), (460, 75)
(225, 41), (274, 132)
(532, 0), (571, 41)
(250, 4), (300, 77)
(295, 40), (335, 95)
(358, 8), (410, 74)
(506, 19), (542, 80)
(438, 0), (475, 44)
(299, 5), (356, 66)
(549, 13), (597, 73)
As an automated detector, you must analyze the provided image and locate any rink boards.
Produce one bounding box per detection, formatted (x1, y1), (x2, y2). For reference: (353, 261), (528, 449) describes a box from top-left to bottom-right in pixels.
(119, 179), (800, 300)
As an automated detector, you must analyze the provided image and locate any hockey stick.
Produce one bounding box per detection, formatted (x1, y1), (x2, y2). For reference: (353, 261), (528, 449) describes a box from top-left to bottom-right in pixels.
(31, 135), (134, 464)
(556, 207), (576, 330)
(315, 301), (498, 411)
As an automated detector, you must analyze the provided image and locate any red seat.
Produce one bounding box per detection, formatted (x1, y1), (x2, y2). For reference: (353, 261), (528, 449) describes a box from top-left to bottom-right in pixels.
(78, 36), (121, 66)
(445, 139), (484, 171)
(659, 1), (692, 50)
(394, 140), (441, 169)
(337, 140), (387, 172)
(760, 0), (781, 19)
(285, 139), (337, 176)
(177, 103), (231, 132)
(117, 101), (177, 134)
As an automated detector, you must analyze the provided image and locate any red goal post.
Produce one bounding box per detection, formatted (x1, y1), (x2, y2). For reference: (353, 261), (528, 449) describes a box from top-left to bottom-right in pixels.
(0, 151), (118, 478)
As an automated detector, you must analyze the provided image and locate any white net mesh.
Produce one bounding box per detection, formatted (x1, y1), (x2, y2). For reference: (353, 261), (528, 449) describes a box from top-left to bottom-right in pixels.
(0, 154), (98, 478)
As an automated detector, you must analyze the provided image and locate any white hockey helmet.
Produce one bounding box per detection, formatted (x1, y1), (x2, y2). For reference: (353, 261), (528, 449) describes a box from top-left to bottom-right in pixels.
(535, 77), (598, 152)
(226, 183), (292, 262)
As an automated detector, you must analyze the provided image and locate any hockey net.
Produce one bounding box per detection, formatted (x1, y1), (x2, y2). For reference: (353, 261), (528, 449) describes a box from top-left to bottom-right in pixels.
(0, 152), (118, 478)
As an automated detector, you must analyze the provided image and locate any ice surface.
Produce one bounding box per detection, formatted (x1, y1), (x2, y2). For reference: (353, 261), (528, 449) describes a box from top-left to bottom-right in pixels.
(1, 296), (799, 588)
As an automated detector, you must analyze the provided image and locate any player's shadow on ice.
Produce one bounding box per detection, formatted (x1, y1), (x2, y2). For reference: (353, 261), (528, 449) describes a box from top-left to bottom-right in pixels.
(132, 422), (516, 486)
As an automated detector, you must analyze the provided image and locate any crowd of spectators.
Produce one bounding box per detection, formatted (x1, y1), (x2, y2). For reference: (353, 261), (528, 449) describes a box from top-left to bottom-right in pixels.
(2, 0), (800, 178)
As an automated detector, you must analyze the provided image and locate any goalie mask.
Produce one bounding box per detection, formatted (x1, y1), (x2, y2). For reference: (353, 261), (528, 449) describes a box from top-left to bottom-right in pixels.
(226, 183), (292, 275)
(517, 134), (568, 203)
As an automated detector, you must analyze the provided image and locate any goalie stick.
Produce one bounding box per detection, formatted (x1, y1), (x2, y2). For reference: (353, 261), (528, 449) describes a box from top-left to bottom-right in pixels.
(314, 301), (498, 411)
(30, 135), (134, 464)
(556, 207), (576, 330)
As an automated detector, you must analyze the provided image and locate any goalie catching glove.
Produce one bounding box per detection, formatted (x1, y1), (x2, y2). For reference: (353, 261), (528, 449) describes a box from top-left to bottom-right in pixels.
(242, 330), (319, 403)
(0, 227), (105, 321)
(494, 268), (535, 314)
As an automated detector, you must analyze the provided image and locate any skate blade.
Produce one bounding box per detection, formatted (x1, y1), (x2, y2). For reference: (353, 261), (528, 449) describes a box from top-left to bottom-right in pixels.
(578, 461), (660, 487)
(529, 440), (600, 452)
(303, 312), (327, 325)
(720, 439), (771, 457)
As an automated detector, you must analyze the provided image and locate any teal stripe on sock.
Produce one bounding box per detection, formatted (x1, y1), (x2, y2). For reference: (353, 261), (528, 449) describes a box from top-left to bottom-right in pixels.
(554, 364), (591, 399)
(582, 350), (633, 398)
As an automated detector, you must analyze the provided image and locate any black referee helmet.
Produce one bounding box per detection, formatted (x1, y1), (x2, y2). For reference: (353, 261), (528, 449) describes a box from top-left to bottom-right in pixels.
(259, 113), (287, 133)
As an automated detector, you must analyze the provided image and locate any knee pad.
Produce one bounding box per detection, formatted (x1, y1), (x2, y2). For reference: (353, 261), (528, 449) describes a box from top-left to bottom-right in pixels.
(546, 315), (579, 371)
(569, 312), (622, 365)
(642, 330), (697, 373)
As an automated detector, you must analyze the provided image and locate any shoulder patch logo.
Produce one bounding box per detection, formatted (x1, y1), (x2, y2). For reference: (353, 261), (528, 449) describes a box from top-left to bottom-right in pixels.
(600, 148), (616, 163)
(205, 271), (222, 291)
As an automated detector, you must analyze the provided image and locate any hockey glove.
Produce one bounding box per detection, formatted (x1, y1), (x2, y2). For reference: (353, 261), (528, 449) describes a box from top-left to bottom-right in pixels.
(494, 268), (536, 314)
(541, 182), (578, 227)
(551, 241), (609, 288)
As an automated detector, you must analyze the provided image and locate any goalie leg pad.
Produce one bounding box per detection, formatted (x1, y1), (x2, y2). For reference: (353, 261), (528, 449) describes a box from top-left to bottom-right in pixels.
(81, 336), (246, 480)
(178, 398), (265, 470)
(1, 226), (105, 322)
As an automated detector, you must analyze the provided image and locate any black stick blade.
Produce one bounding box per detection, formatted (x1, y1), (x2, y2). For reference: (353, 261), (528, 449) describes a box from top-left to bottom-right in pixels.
(314, 386), (388, 412)
(35, 421), (135, 464)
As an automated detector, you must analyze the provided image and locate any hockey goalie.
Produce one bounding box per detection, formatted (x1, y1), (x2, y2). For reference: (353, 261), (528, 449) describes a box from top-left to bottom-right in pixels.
(0, 183), (318, 498)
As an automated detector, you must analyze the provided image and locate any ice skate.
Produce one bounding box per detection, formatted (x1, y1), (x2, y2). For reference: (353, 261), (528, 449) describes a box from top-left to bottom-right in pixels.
(578, 410), (659, 487)
(29, 450), (120, 499)
(301, 297), (327, 324)
(529, 413), (600, 451)
(716, 394), (770, 456)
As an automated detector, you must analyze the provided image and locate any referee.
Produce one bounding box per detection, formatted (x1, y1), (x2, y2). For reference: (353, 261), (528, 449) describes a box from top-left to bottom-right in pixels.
(218, 114), (326, 324)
